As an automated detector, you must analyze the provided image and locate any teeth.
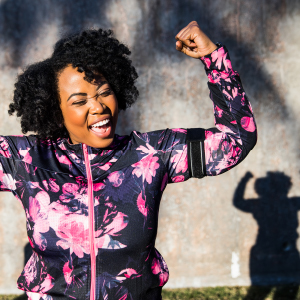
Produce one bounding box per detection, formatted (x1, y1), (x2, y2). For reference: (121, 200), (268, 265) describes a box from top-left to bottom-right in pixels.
(91, 119), (110, 128)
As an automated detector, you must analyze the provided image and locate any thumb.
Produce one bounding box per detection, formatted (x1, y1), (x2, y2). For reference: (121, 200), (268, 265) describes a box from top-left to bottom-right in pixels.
(176, 40), (183, 51)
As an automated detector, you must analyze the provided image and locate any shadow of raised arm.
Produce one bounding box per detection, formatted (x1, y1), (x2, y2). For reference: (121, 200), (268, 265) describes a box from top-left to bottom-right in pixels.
(233, 171), (254, 213)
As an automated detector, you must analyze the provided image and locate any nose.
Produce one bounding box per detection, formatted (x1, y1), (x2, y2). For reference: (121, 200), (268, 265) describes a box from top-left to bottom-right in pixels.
(89, 98), (106, 115)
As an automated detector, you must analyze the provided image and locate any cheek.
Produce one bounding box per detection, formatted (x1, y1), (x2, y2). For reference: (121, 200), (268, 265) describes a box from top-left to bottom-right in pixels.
(105, 96), (119, 115)
(112, 97), (119, 114)
(62, 106), (87, 127)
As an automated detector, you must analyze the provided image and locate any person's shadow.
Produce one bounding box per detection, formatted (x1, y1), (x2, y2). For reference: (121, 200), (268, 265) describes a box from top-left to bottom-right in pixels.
(234, 171), (300, 300)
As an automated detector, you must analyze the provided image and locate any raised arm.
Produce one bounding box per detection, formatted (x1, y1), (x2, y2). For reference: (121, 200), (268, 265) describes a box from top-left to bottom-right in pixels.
(176, 21), (257, 177)
(233, 172), (254, 213)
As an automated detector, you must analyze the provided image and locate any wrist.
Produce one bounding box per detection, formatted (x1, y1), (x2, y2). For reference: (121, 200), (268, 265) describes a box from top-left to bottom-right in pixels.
(200, 43), (218, 57)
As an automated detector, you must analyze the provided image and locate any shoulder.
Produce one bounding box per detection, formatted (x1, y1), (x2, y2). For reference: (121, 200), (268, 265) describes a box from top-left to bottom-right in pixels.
(128, 128), (187, 151)
(0, 134), (60, 160)
(0, 134), (39, 159)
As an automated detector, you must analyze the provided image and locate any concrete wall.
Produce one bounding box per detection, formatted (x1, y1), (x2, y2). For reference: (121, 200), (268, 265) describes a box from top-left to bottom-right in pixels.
(0, 0), (300, 294)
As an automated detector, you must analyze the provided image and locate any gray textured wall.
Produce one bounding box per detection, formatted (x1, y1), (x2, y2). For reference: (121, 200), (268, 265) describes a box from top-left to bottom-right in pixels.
(0, 0), (300, 294)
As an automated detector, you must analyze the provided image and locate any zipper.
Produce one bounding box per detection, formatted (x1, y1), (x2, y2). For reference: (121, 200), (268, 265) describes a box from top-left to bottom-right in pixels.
(82, 143), (96, 300)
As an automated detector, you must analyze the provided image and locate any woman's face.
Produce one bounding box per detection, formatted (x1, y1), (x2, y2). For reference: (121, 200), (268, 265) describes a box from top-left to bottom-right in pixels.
(58, 65), (118, 148)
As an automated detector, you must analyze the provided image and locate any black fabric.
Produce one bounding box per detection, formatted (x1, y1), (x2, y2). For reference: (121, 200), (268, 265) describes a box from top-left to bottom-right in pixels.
(187, 128), (206, 179)
(207, 82), (231, 111)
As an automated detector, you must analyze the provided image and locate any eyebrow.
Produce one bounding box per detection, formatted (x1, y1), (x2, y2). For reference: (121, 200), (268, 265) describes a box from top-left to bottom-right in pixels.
(67, 81), (109, 102)
(67, 93), (87, 102)
(96, 80), (108, 90)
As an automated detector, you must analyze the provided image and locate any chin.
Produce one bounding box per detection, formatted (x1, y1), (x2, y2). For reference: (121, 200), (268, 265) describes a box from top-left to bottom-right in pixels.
(91, 137), (114, 148)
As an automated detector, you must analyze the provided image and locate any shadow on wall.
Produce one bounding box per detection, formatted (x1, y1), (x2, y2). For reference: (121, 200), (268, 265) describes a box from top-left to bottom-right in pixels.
(234, 171), (300, 299)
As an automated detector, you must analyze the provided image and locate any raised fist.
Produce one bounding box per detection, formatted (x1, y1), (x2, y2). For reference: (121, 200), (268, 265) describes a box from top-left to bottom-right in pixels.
(175, 21), (217, 58)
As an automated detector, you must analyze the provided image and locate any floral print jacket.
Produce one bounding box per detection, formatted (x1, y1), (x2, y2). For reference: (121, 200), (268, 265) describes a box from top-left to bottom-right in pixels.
(0, 45), (257, 300)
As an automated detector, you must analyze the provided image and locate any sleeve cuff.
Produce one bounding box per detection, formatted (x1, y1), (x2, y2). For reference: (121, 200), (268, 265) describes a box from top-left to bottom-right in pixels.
(200, 44), (236, 83)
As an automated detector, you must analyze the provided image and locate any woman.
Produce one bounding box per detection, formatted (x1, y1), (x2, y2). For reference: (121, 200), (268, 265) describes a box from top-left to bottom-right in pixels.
(1, 21), (256, 299)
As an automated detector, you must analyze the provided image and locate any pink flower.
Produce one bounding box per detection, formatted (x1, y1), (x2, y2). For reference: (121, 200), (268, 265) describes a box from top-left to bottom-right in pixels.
(132, 154), (159, 184)
(63, 261), (73, 285)
(69, 152), (81, 163)
(35, 191), (51, 209)
(151, 257), (169, 286)
(172, 175), (184, 183)
(99, 162), (111, 171)
(171, 128), (187, 134)
(216, 124), (235, 134)
(27, 192), (50, 251)
(95, 211), (128, 250)
(59, 183), (87, 206)
(211, 47), (231, 71)
(104, 211), (128, 235)
(22, 253), (54, 293)
(56, 215), (90, 258)
(223, 57), (232, 72)
(241, 116), (256, 132)
(62, 182), (79, 195)
(137, 192), (148, 217)
(151, 258), (161, 275)
(88, 153), (97, 160)
(37, 273), (54, 292)
(62, 260), (84, 288)
(201, 57), (211, 69)
(222, 88), (234, 101)
(170, 147), (188, 174)
(207, 70), (220, 84)
(48, 179), (60, 192)
(136, 143), (156, 155)
(215, 106), (223, 118)
(205, 132), (224, 157)
(159, 272), (169, 286)
(116, 268), (141, 281)
(232, 87), (238, 99)
(93, 182), (105, 191)
(108, 171), (125, 187)
(0, 169), (16, 190)
(55, 151), (72, 169)
(42, 180), (48, 190)
(0, 137), (11, 158)
(19, 148), (32, 164)
(42, 178), (60, 193)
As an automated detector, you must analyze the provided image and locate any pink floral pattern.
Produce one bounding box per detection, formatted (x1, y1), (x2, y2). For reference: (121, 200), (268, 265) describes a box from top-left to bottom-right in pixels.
(0, 45), (256, 299)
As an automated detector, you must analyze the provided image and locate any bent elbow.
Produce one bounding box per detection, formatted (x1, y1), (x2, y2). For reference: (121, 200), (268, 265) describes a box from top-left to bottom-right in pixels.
(249, 130), (257, 151)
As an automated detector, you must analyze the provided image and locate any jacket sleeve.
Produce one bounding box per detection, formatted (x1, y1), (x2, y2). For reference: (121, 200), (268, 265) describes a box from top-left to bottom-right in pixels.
(0, 135), (37, 191)
(197, 44), (257, 176)
(147, 44), (256, 183)
(0, 136), (18, 191)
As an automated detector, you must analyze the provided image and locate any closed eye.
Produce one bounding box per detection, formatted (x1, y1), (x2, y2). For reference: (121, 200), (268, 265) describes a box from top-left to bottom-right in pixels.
(72, 89), (113, 105)
(98, 88), (113, 97)
(73, 100), (87, 106)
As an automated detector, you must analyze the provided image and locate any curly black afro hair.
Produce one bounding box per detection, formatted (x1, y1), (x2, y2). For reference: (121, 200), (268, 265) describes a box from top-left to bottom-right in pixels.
(8, 29), (139, 140)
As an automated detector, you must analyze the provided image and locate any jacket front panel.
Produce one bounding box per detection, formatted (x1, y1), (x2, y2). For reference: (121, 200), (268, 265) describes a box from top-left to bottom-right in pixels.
(1, 128), (187, 299)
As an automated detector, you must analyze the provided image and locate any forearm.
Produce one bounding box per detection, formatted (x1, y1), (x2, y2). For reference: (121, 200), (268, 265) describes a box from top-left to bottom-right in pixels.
(200, 45), (257, 176)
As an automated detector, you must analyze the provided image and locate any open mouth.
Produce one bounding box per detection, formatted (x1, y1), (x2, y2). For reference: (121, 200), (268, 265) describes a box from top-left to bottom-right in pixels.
(89, 118), (112, 137)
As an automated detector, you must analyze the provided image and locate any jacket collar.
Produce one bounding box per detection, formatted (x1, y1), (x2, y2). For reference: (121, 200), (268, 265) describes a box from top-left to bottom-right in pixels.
(59, 134), (127, 153)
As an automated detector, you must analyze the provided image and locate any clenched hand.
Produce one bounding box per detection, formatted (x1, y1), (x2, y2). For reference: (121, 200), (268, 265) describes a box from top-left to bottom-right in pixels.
(175, 21), (217, 58)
